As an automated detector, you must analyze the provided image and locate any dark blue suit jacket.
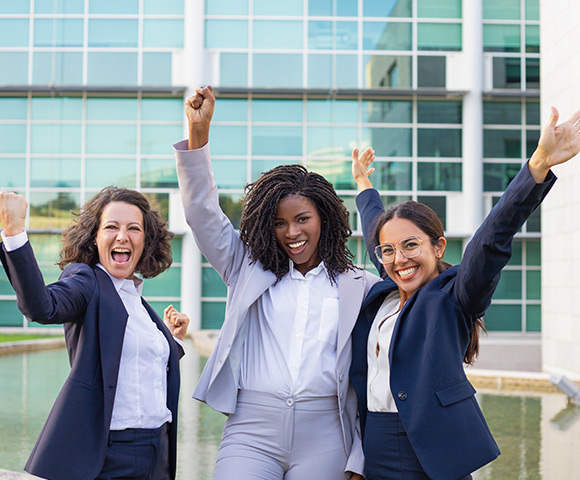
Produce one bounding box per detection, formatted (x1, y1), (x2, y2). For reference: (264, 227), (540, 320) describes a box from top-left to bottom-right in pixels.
(350, 163), (555, 480)
(0, 242), (182, 480)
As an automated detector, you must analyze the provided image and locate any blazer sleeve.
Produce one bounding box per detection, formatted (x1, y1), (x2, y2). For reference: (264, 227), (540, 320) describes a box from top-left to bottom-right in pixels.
(356, 188), (387, 276)
(0, 241), (97, 324)
(453, 162), (556, 317)
(173, 140), (246, 286)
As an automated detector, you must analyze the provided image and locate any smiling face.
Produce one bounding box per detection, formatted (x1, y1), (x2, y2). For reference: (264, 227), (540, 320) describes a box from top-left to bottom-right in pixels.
(95, 201), (145, 280)
(274, 194), (322, 275)
(379, 216), (446, 305)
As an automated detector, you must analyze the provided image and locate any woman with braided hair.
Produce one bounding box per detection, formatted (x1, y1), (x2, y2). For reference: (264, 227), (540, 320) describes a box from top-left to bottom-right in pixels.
(173, 86), (379, 480)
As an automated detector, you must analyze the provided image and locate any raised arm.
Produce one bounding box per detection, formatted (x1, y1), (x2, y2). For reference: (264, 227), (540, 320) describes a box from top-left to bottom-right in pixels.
(0, 191), (27, 237)
(186, 85), (215, 150)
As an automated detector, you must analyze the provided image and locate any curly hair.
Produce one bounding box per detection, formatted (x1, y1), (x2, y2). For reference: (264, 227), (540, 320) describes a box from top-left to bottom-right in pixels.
(58, 187), (174, 278)
(239, 164), (354, 284)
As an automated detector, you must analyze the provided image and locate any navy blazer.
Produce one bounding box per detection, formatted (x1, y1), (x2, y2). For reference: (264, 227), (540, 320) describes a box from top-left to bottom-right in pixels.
(350, 163), (555, 480)
(0, 241), (182, 480)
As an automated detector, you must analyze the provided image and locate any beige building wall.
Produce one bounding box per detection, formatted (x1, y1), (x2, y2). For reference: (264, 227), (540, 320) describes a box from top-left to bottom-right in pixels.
(540, 0), (580, 378)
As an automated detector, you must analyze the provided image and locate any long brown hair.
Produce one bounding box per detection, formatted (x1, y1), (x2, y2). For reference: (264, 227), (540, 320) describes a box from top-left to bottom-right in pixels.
(372, 200), (485, 365)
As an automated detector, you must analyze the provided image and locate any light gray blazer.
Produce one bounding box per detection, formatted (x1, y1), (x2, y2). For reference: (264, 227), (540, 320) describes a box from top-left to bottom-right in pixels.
(174, 140), (379, 475)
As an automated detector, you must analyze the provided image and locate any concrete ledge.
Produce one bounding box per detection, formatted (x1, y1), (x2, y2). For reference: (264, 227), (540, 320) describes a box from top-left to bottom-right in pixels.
(0, 337), (65, 356)
(0, 469), (38, 479)
(190, 329), (219, 357)
(466, 368), (580, 393)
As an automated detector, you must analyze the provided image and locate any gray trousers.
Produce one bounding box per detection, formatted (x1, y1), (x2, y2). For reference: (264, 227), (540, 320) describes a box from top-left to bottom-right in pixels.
(213, 390), (349, 480)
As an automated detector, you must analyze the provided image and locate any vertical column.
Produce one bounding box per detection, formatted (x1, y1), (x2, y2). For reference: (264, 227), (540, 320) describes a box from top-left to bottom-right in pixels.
(461, 0), (484, 241)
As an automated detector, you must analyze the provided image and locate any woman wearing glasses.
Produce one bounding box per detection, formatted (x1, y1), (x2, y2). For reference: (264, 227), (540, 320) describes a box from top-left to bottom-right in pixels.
(350, 107), (580, 480)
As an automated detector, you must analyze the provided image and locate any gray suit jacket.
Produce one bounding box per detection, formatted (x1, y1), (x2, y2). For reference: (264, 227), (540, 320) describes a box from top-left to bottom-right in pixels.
(174, 140), (379, 475)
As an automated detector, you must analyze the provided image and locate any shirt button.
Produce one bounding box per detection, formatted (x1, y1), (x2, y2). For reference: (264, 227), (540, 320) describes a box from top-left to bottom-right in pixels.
(397, 391), (408, 401)
(339, 374), (344, 382)
(286, 398), (295, 407)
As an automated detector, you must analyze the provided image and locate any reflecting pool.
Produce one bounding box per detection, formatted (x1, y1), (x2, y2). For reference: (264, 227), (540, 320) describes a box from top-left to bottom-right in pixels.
(1, 341), (580, 479)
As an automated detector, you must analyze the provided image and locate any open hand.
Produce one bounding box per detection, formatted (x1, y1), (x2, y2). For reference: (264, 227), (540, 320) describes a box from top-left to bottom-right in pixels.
(0, 191), (27, 236)
(352, 146), (376, 191)
(163, 304), (190, 341)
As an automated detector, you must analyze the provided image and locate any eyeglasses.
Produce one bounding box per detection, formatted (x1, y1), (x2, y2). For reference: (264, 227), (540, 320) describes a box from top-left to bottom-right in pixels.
(374, 236), (423, 265)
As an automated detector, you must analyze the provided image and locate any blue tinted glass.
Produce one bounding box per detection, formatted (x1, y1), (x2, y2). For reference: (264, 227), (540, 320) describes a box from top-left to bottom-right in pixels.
(0, 159), (26, 187)
(212, 99), (248, 122)
(32, 52), (83, 85)
(418, 23), (461, 51)
(252, 126), (302, 156)
(0, 19), (29, 47)
(417, 128), (462, 157)
(0, 98), (28, 120)
(206, 0), (248, 15)
(363, 0), (412, 17)
(372, 161), (412, 190)
(363, 54), (412, 88)
(335, 54), (357, 87)
(363, 100), (412, 123)
(483, 102), (521, 125)
(140, 158), (178, 187)
(309, 21), (357, 50)
(0, 53), (28, 84)
(336, 22), (358, 50)
(483, 24), (520, 52)
(0, 125), (27, 154)
(89, 0), (138, 13)
(86, 158), (137, 188)
(212, 159), (247, 189)
(417, 162), (462, 190)
(35, 0), (83, 13)
(418, 101), (462, 123)
(87, 98), (138, 120)
(254, 21), (302, 49)
(308, 0), (357, 16)
(307, 126), (357, 157)
(308, 54), (332, 88)
(30, 125), (82, 154)
(141, 124), (183, 154)
(483, 0), (520, 19)
(144, 0), (184, 14)
(1, 0), (30, 13)
(34, 19), (83, 47)
(363, 22), (412, 50)
(142, 98), (183, 121)
(142, 53), (172, 86)
(251, 159), (297, 182)
(210, 126), (248, 155)
(86, 125), (137, 154)
(252, 100), (302, 123)
(87, 53), (138, 86)
(418, 0), (461, 18)
(206, 20), (248, 49)
(253, 54), (302, 88)
(31, 97), (82, 120)
(31, 158), (81, 187)
(307, 100), (358, 123)
(89, 20), (138, 47)
(220, 53), (248, 87)
(363, 127), (412, 156)
(483, 129), (522, 158)
(143, 20), (184, 48)
(308, 160), (355, 189)
(526, 102), (540, 125)
(253, 0), (302, 15)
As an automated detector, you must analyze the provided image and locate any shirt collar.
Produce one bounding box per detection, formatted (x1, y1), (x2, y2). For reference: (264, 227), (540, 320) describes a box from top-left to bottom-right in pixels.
(288, 259), (328, 279)
(97, 263), (144, 295)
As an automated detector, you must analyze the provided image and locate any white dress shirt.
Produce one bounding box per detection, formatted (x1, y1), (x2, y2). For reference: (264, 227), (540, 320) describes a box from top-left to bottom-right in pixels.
(367, 290), (401, 412)
(239, 260), (340, 397)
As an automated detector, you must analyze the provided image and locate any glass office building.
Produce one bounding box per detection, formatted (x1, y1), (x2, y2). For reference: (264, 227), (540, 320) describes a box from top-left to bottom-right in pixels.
(0, 0), (541, 338)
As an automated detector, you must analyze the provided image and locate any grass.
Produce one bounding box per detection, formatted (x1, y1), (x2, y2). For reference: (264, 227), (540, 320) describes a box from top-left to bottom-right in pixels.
(0, 334), (63, 344)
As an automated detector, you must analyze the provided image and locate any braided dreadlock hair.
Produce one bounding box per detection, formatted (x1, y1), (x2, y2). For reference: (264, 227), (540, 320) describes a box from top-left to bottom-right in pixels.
(239, 164), (355, 284)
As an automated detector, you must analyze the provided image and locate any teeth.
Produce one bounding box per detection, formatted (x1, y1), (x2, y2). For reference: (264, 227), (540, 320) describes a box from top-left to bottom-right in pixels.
(289, 241), (306, 249)
(398, 266), (418, 278)
(112, 248), (130, 253)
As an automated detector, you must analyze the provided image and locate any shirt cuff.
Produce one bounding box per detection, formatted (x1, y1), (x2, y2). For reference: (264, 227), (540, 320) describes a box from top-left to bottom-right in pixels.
(1, 230), (29, 251)
(172, 139), (209, 153)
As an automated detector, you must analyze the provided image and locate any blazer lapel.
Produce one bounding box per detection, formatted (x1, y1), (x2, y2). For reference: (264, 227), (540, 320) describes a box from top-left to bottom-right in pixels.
(336, 269), (365, 356)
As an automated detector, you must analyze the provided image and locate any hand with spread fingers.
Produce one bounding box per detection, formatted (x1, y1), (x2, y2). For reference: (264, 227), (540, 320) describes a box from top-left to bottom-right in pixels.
(351, 146), (376, 192)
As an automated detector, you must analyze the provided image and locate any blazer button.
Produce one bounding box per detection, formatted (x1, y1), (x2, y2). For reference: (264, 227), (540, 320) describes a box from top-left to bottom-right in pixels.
(397, 391), (408, 401)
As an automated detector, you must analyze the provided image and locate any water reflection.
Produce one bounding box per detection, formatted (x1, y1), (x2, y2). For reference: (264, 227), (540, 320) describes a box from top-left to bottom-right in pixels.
(2, 343), (580, 479)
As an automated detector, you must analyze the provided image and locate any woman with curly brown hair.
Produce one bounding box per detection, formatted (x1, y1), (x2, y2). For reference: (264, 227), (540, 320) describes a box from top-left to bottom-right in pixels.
(0, 186), (189, 480)
(173, 86), (379, 480)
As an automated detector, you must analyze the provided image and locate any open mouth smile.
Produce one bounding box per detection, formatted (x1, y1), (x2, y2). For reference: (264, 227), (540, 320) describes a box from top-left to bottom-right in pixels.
(396, 266), (418, 279)
(111, 247), (131, 264)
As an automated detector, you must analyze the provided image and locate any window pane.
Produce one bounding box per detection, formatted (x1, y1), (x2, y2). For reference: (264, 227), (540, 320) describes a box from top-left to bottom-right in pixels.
(444, 239), (463, 265)
(483, 163), (521, 191)
(88, 0), (138, 14)
(86, 125), (137, 154)
(143, 193), (169, 221)
(509, 239), (522, 265)
(212, 99), (248, 122)
(307, 100), (358, 123)
(526, 304), (540, 332)
(206, 0), (248, 15)
(210, 126), (247, 155)
(35, 0), (83, 13)
(363, 22), (412, 50)
(525, 208), (541, 233)
(307, 54), (357, 88)
(252, 126), (302, 156)
(0, 19), (29, 47)
(140, 159), (178, 188)
(220, 53), (248, 87)
(526, 270), (541, 300)
(483, 130), (521, 158)
(309, 21), (357, 50)
(307, 126), (358, 157)
(363, 54), (412, 88)
(143, 20), (184, 48)
(418, 195), (446, 230)
(87, 53), (138, 86)
(252, 100), (302, 123)
(484, 304), (521, 331)
(143, 53), (173, 86)
(219, 194), (243, 229)
(417, 129), (462, 157)
(363, 127), (412, 157)
(335, 55), (358, 88)
(526, 58), (540, 89)
(142, 98), (183, 122)
(87, 98), (138, 121)
(363, 0), (411, 17)
(493, 270), (522, 300)
(30, 125), (82, 154)
(483, 102), (521, 125)
(1, 0), (30, 13)
(0, 125), (27, 154)
(418, 162), (462, 191)
(31, 97), (82, 120)
(142, 267), (181, 297)
(526, 129), (540, 158)
(34, 19), (83, 47)
(202, 267), (227, 297)
(252, 159), (297, 182)
(418, 101), (461, 124)
(144, 0), (184, 14)
(201, 302), (226, 329)
(28, 234), (61, 262)
(417, 56), (446, 87)
(417, 0), (461, 18)
(526, 240), (540, 266)
(31, 158), (81, 187)
(363, 100), (411, 123)
(308, 0), (357, 16)
(371, 161), (412, 190)
(526, 102), (540, 125)
(0, 53), (28, 84)
(212, 159), (247, 189)
(0, 301), (22, 327)
(171, 237), (183, 263)
(492, 57), (521, 89)
(253, 0), (302, 15)
(483, 0), (520, 20)
(526, 25), (540, 53)
(525, 0), (539, 20)
(0, 159), (25, 188)
(206, 20), (248, 49)
(308, 160), (355, 190)
(418, 23), (461, 51)
(254, 21), (302, 49)
(253, 54), (302, 88)
(88, 20), (138, 47)
(483, 24), (520, 52)
(141, 124), (183, 154)
(86, 158), (137, 188)
(32, 52), (83, 85)
(0, 98), (27, 120)
(29, 192), (80, 230)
